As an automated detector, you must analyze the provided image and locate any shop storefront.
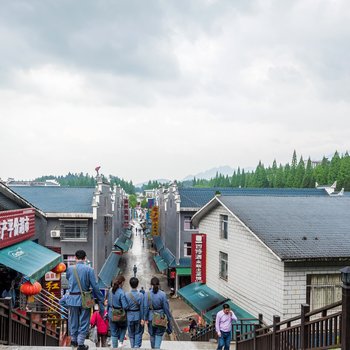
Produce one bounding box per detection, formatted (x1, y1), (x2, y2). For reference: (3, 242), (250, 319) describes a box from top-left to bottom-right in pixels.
(0, 208), (62, 308)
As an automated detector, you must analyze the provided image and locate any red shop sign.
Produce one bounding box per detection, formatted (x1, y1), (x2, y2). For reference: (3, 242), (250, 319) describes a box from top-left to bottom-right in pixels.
(0, 208), (35, 248)
(191, 233), (206, 284)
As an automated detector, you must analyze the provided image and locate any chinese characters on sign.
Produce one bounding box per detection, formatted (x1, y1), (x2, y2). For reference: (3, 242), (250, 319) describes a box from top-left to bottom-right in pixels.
(0, 209), (35, 248)
(151, 206), (159, 236)
(123, 198), (129, 228)
(191, 233), (207, 283)
(43, 246), (62, 324)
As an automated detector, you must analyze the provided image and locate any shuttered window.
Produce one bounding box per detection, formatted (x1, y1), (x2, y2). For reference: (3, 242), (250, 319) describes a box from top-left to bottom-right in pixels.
(307, 274), (342, 311)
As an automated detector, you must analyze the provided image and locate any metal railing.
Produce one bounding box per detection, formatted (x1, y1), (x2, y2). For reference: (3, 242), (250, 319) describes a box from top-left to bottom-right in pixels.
(34, 288), (68, 319)
(0, 299), (67, 346)
(191, 317), (262, 343)
(237, 301), (342, 350)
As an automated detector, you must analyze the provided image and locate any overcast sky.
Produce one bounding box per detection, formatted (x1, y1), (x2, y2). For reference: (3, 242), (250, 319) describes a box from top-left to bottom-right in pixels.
(0, 0), (349, 184)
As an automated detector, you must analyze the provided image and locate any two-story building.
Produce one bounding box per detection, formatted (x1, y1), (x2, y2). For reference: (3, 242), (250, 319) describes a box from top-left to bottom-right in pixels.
(157, 184), (332, 292)
(0, 181), (62, 298)
(191, 193), (350, 324)
(10, 177), (128, 280)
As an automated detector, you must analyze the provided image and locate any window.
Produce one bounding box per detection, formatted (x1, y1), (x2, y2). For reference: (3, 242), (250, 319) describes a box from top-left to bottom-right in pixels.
(307, 274), (342, 311)
(104, 216), (112, 234)
(60, 219), (88, 241)
(184, 215), (197, 230)
(220, 215), (228, 239)
(219, 252), (228, 280)
(184, 242), (192, 257)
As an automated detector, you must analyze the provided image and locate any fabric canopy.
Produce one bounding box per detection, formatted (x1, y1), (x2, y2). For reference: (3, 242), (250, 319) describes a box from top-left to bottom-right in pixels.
(0, 240), (62, 283)
(153, 255), (168, 272)
(178, 282), (256, 325)
(123, 229), (132, 239)
(98, 252), (121, 288)
(153, 236), (164, 252)
(178, 282), (227, 316)
(114, 234), (133, 252)
(159, 247), (175, 266)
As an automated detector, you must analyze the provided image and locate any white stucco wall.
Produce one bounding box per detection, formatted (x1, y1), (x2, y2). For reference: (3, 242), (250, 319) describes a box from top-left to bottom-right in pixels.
(199, 205), (285, 324)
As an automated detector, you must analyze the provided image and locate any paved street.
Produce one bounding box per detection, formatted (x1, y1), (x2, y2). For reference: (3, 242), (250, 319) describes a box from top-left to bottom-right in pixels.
(115, 221), (218, 349)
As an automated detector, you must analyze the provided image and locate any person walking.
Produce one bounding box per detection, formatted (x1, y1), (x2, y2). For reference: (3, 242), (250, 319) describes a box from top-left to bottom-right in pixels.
(143, 276), (172, 349)
(90, 304), (109, 347)
(133, 264), (137, 278)
(107, 276), (128, 348)
(215, 303), (238, 350)
(125, 277), (144, 348)
(65, 250), (105, 350)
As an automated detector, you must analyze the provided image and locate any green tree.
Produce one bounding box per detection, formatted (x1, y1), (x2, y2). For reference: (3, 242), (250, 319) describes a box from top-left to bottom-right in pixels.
(302, 157), (314, 188)
(294, 156), (305, 187)
(128, 194), (137, 208)
(328, 151), (341, 184)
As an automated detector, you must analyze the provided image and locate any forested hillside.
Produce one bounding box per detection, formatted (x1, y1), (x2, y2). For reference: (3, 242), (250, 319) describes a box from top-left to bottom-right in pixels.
(192, 151), (350, 191)
(35, 173), (135, 194)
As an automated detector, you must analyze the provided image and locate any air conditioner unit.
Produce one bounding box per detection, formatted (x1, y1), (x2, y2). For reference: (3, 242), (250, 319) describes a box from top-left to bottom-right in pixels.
(50, 230), (61, 238)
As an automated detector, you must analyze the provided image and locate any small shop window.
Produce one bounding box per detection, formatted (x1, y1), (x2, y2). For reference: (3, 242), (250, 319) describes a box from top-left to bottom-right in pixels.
(60, 219), (88, 241)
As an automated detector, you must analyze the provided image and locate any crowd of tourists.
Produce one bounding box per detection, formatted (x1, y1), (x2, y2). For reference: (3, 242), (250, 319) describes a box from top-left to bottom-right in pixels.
(61, 249), (173, 350)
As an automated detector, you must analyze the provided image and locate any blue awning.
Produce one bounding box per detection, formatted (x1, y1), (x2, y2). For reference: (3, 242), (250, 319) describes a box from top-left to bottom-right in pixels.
(178, 282), (256, 325)
(178, 282), (227, 316)
(0, 240), (62, 283)
(114, 234), (133, 252)
(159, 247), (175, 266)
(153, 255), (168, 272)
(153, 236), (164, 251)
(98, 252), (121, 288)
(123, 229), (132, 239)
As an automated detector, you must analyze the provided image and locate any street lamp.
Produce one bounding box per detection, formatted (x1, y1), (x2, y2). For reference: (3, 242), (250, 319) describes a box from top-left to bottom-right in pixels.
(340, 266), (350, 286)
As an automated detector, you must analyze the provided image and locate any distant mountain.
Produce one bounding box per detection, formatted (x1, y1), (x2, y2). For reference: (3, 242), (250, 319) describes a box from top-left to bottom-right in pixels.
(135, 178), (171, 188)
(183, 166), (236, 181)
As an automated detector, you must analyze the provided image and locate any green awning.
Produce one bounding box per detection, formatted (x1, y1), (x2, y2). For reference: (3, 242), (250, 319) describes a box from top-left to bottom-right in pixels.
(178, 282), (227, 316)
(153, 236), (164, 252)
(153, 255), (168, 272)
(0, 240), (62, 283)
(114, 234), (133, 252)
(176, 267), (191, 276)
(124, 229), (132, 239)
(203, 300), (256, 324)
(98, 252), (121, 288)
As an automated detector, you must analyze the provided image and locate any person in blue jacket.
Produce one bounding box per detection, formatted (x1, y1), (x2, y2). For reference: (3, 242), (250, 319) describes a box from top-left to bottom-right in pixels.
(65, 250), (105, 350)
(125, 277), (144, 348)
(107, 275), (128, 348)
(143, 276), (173, 349)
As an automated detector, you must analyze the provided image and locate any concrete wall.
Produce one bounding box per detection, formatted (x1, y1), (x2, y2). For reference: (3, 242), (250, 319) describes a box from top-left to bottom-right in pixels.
(283, 264), (343, 320)
(199, 205), (285, 324)
(162, 190), (178, 258)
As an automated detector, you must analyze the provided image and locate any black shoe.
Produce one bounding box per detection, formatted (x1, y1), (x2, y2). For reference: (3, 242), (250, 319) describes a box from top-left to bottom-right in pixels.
(71, 340), (78, 348)
(77, 345), (89, 350)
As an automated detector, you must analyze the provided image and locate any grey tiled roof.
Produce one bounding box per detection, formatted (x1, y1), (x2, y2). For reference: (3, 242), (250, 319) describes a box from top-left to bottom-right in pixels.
(9, 186), (95, 213)
(219, 195), (350, 260)
(178, 187), (328, 208)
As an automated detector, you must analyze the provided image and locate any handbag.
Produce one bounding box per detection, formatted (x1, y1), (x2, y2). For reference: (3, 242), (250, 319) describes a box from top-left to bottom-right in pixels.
(73, 266), (95, 309)
(109, 288), (126, 323)
(148, 292), (168, 328)
(89, 326), (98, 343)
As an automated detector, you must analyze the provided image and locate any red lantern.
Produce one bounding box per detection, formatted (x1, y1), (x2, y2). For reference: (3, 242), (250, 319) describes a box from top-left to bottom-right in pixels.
(51, 262), (66, 274)
(20, 281), (42, 302)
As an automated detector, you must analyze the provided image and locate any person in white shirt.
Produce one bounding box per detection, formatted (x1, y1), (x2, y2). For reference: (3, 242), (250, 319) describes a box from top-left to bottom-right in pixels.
(215, 304), (238, 350)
